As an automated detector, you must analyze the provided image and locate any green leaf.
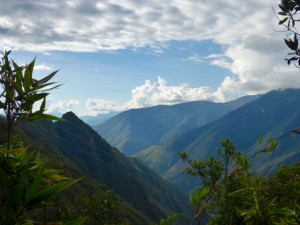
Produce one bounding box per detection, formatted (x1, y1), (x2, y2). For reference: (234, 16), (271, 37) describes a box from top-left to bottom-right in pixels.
(65, 217), (88, 225)
(40, 113), (63, 121)
(3, 75), (24, 96)
(30, 82), (56, 92)
(12, 60), (21, 71)
(190, 186), (210, 205)
(279, 17), (288, 25)
(294, 33), (298, 49)
(258, 136), (263, 145)
(35, 70), (59, 85)
(278, 4), (288, 13)
(24, 66), (32, 92)
(40, 98), (46, 112)
(26, 93), (48, 104)
(278, 12), (287, 16)
(284, 38), (298, 51)
(26, 164), (46, 202)
(27, 178), (82, 206)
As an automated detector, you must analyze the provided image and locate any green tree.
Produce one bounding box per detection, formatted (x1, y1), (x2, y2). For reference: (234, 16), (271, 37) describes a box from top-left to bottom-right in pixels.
(178, 138), (299, 225)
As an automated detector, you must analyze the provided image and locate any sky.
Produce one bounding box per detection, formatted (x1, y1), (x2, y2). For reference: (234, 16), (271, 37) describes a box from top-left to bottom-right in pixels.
(0, 0), (299, 116)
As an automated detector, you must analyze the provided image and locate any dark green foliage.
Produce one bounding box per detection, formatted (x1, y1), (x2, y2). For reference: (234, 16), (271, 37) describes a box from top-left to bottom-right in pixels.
(276, 0), (300, 65)
(0, 51), (61, 149)
(0, 51), (83, 225)
(178, 139), (299, 225)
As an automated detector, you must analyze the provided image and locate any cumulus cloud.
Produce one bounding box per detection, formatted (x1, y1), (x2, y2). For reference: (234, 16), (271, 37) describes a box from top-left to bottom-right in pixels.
(1, 0), (299, 108)
(85, 77), (233, 115)
(46, 99), (80, 115)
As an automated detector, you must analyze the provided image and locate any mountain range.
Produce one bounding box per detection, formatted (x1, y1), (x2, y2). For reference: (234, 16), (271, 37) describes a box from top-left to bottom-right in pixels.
(94, 89), (300, 193)
(94, 95), (259, 156)
(3, 112), (190, 224)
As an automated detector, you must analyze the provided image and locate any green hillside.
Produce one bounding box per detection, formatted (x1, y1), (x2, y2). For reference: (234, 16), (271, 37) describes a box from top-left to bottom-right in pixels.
(0, 119), (155, 225)
(17, 112), (190, 223)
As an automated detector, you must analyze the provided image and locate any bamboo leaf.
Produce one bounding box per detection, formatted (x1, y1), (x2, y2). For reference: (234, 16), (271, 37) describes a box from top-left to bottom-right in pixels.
(27, 178), (82, 206)
(65, 217), (88, 225)
(26, 164), (46, 202)
(35, 70), (59, 85)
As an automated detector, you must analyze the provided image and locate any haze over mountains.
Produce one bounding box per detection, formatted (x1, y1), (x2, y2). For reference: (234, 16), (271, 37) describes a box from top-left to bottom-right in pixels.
(94, 95), (260, 156)
(94, 89), (300, 193)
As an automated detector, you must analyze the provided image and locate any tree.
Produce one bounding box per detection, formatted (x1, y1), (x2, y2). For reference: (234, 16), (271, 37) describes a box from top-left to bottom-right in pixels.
(177, 137), (299, 225)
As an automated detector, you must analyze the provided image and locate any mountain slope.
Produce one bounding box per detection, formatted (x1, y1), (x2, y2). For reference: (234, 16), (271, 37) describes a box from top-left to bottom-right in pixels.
(0, 120), (155, 225)
(136, 89), (300, 192)
(19, 112), (190, 223)
(94, 95), (259, 156)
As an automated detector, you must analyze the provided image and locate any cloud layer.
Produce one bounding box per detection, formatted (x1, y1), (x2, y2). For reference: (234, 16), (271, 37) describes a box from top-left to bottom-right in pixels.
(2, 0), (299, 114)
(0, 0), (281, 52)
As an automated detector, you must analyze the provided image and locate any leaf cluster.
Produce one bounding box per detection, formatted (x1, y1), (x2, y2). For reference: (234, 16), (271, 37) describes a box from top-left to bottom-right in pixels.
(277, 0), (300, 66)
(0, 140), (84, 225)
(0, 51), (83, 225)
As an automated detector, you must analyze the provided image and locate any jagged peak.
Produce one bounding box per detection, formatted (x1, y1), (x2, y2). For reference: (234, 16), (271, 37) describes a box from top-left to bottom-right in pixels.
(61, 111), (81, 122)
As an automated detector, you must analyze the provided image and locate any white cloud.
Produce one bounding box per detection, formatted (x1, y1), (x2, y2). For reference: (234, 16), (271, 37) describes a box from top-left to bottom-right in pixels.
(35, 64), (54, 70)
(86, 99), (123, 115)
(85, 77), (233, 115)
(0, 0), (279, 52)
(183, 53), (203, 63)
(46, 99), (80, 114)
(124, 76), (215, 108)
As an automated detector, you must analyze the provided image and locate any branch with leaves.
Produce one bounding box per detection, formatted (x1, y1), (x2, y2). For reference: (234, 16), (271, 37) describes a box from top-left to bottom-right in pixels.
(276, 0), (300, 66)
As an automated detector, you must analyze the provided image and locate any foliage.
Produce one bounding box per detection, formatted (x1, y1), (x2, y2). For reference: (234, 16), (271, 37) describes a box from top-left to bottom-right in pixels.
(0, 50), (61, 149)
(81, 190), (121, 225)
(0, 51), (83, 225)
(276, 0), (300, 66)
(160, 213), (189, 225)
(177, 138), (299, 225)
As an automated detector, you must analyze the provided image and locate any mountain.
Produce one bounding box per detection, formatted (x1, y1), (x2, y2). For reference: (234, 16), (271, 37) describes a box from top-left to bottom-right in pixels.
(80, 111), (120, 125)
(0, 121), (154, 225)
(94, 95), (259, 156)
(136, 89), (300, 192)
(18, 112), (190, 223)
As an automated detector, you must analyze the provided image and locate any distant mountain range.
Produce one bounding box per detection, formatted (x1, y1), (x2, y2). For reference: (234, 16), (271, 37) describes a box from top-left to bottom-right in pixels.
(94, 95), (259, 156)
(94, 89), (300, 193)
(80, 111), (120, 125)
(13, 112), (190, 223)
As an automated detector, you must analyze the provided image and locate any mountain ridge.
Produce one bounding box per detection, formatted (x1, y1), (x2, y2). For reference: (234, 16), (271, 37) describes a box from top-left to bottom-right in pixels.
(18, 111), (190, 223)
(94, 95), (260, 156)
(136, 88), (300, 192)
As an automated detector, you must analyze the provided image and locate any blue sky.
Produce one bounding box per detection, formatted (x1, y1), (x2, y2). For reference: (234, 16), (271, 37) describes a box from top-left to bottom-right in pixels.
(1, 0), (298, 116)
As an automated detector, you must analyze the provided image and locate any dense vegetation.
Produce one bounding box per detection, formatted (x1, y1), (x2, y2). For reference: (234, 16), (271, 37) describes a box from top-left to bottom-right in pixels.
(177, 139), (300, 224)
